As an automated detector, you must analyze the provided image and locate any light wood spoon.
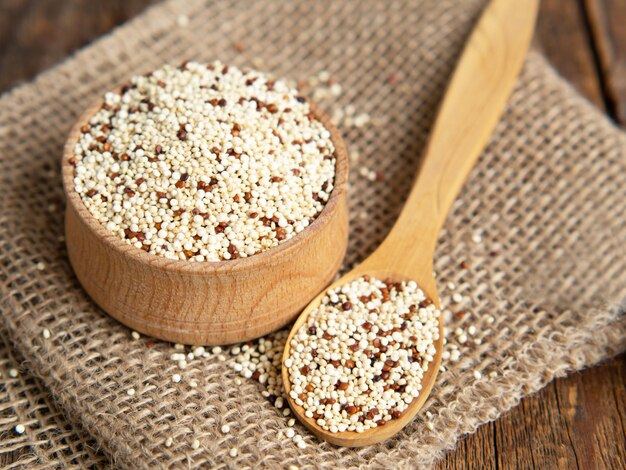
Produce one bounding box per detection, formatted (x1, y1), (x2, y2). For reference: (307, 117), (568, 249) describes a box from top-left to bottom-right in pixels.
(282, 0), (538, 447)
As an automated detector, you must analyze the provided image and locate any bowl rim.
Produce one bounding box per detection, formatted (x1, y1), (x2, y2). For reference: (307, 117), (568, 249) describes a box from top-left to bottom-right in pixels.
(62, 83), (349, 275)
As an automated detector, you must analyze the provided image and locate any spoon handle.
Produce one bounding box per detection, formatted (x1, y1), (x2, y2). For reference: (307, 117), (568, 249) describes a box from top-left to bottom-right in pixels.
(371, 0), (538, 279)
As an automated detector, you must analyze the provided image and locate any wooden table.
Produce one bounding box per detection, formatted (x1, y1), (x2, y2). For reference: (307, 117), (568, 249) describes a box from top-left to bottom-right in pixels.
(1, 1), (624, 468)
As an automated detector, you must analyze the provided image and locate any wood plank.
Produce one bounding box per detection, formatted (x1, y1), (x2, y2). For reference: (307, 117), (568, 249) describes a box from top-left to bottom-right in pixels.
(554, 357), (626, 470)
(495, 383), (580, 469)
(584, 0), (626, 123)
(439, 425), (497, 470)
(0, 0), (159, 92)
(536, 0), (604, 107)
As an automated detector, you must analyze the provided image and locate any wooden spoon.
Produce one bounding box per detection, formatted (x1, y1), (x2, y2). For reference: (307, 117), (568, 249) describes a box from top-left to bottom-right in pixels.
(282, 0), (538, 447)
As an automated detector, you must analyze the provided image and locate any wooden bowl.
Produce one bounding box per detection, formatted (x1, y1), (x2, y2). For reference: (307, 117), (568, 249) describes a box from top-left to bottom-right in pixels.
(62, 96), (349, 346)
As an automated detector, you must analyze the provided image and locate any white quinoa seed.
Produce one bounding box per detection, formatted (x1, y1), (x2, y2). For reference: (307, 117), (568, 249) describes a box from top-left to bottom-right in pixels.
(450, 349), (461, 361)
(72, 61), (336, 262)
(36, 261), (46, 271)
(172, 374), (181, 383)
(127, 388), (136, 396)
(221, 424), (230, 434)
(285, 276), (441, 433)
(15, 424), (25, 434)
(165, 437), (173, 447)
(176, 15), (189, 27)
(131, 331), (141, 340)
(191, 439), (200, 450)
(229, 330), (288, 405)
(42, 328), (51, 339)
(8, 368), (18, 378)
(229, 447), (238, 457)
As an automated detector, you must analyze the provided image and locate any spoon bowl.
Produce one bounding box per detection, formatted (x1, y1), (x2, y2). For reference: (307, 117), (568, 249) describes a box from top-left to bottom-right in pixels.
(282, 0), (538, 446)
(282, 267), (444, 447)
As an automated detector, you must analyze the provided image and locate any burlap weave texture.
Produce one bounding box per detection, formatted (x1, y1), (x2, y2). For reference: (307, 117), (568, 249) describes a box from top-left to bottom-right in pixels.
(0, 0), (624, 468)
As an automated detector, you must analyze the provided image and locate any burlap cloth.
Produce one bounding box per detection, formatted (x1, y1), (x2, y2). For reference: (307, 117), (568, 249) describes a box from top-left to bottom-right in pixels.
(0, 0), (625, 468)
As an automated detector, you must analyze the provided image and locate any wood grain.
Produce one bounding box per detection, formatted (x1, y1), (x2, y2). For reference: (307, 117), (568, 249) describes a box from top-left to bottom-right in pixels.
(535, 0), (604, 106)
(0, 0), (161, 92)
(584, 0), (626, 123)
(0, 0), (624, 467)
